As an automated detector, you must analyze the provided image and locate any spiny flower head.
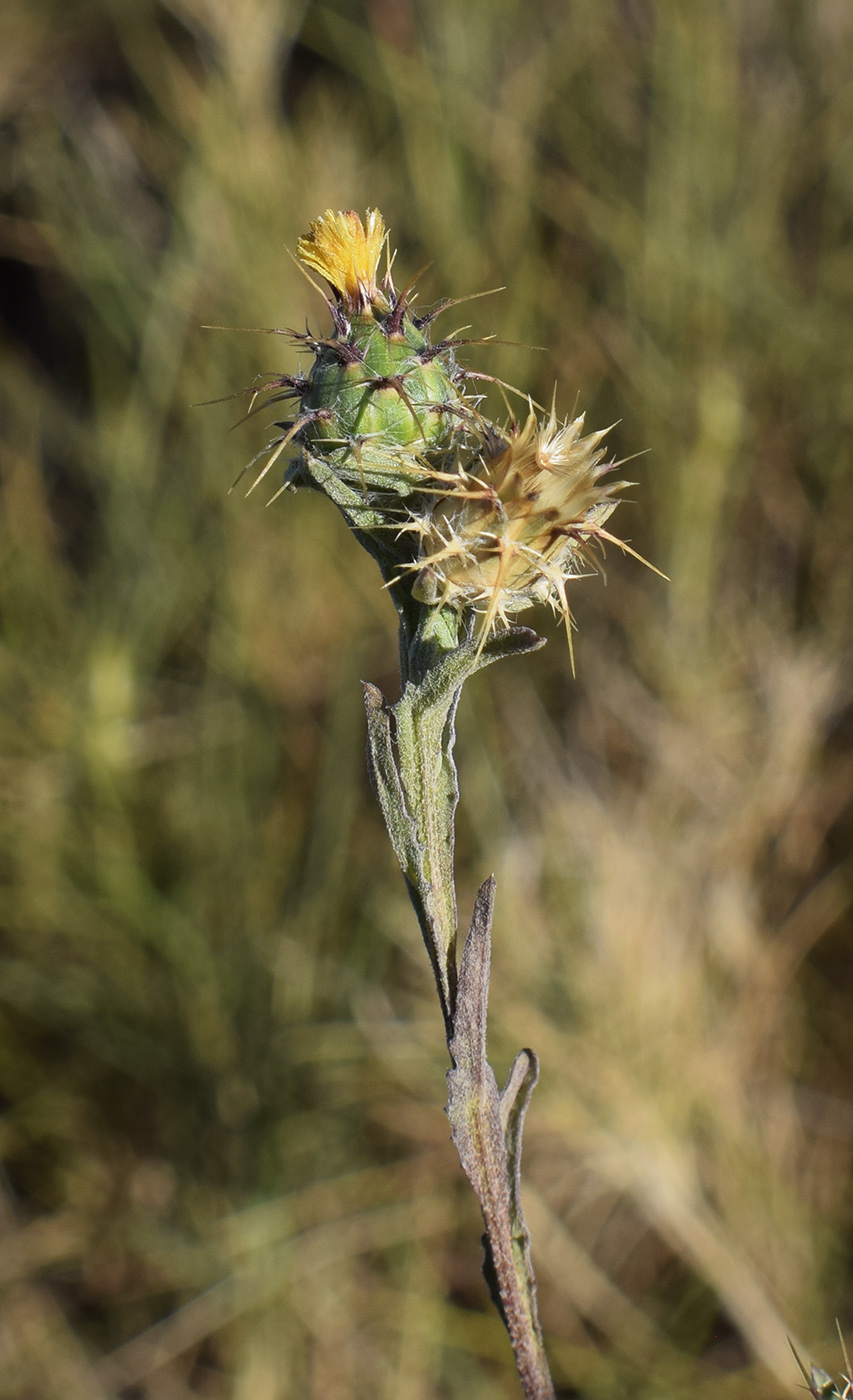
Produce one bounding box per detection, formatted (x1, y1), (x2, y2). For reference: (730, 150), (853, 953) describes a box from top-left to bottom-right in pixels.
(296, 209), (388, 313)
(410, 408), (647, 663)
(237, 209), (481, 499)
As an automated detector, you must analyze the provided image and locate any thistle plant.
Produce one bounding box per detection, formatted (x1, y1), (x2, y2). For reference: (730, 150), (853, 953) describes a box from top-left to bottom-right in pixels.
(228, 209), (652, 1400)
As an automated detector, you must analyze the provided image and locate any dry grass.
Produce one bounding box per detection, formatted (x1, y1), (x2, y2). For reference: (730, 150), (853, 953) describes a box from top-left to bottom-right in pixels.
(1, 0), (853, 1396)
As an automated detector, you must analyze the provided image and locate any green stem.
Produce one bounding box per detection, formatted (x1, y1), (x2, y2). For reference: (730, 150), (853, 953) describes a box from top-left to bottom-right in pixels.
(308, 446), (555, 1394)
(405, 603), (463, 684)
(363, 620), (555, 1400)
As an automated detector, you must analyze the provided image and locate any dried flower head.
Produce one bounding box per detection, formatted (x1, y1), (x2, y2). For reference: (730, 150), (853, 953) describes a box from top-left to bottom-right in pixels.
(296, 209), (387, 313)
(409, 407), (652, 665)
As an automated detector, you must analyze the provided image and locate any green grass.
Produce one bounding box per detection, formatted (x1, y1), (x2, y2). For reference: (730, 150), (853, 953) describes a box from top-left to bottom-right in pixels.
(1, 1), (852, 1396)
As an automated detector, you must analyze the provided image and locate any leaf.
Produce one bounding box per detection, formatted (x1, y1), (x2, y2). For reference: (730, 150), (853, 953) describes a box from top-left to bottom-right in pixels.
(448, 878), (500, 1120)
(364, 681), (456, 1026)
(447, 881), (554, 1399)
(407, 622), (546, 696)
(500, 1048), (543, 1337)
(447, 878), (507, 1214)
(363, 683), (423, 886)
(297, 454), (391, 534)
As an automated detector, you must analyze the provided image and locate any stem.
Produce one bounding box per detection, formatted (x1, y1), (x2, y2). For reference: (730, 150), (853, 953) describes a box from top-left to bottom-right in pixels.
(405, 603), (463, 684)
(363, 617), (555, 1400)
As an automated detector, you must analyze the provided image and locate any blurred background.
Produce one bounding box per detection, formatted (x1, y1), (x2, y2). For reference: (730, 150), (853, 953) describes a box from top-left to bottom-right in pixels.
(1, 0), (853, 1396)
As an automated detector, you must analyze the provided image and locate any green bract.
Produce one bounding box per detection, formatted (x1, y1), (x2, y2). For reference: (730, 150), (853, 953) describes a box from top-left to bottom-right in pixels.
(299, 308), (469, 489)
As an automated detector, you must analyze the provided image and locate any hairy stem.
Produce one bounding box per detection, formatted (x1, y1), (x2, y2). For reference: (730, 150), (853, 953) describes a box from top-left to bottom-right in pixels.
(364, 618), (555, 1400)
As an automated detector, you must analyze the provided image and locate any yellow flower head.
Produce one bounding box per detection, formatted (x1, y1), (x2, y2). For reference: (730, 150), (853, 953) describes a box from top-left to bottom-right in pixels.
(296, 209), (387, 312)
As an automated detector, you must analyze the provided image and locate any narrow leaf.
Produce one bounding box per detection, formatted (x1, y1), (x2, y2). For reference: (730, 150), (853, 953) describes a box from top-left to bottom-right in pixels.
(363, 683), (423, 884)
(500, 1049), (546, 1359)
(364, 682), (454, 1031)
(447, 882), (554, 1399)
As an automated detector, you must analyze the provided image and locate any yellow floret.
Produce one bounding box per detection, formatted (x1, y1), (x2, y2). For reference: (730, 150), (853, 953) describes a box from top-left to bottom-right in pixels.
(296, 209), (386, 312)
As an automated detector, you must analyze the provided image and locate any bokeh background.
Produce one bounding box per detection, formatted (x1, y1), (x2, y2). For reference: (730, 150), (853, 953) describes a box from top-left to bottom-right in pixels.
(2, 0), (853, 1396)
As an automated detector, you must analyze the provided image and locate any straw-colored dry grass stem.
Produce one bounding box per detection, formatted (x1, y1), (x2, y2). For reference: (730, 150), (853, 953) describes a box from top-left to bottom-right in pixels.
(1, 0), (852, 1397)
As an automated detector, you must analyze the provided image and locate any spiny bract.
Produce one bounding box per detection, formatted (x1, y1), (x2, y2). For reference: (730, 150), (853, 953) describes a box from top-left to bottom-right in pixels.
(408, 409), (631, 632)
